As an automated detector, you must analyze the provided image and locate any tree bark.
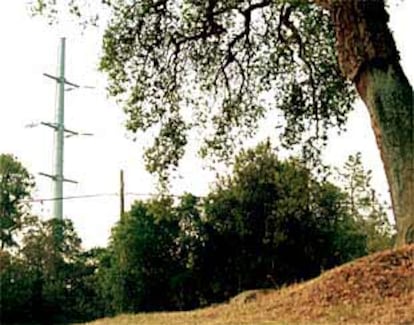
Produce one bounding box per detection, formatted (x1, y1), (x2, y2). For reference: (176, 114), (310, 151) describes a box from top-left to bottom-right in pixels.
(315, 0), (414, 245)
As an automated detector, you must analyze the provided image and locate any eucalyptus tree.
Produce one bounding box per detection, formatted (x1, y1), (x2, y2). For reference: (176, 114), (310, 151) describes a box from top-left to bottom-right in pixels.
(32, 0), (413, 245)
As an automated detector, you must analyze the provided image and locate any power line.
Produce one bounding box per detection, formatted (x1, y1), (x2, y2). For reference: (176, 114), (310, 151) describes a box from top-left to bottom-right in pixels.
(126, 192), (187, 198)
(26, 193), (118, 203)
(25, 192), (204, 204)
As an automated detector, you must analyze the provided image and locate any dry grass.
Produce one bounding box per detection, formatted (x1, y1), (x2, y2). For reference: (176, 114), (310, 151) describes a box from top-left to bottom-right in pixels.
(81, 244), (414, 325)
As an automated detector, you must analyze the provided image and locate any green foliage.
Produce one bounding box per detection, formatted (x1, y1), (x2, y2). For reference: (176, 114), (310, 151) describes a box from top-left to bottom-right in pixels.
(28, 0), (106, 27)
(31, 0), (355, 180)
(336, 153), (395, 252)
(1, 147), (391, 321)
(0, 154), (35, 249)
(202, 142), (366, 292)
(105, 199), (181, 313)
(101, 0), (355, 177)
(19, 218), (83, 323)
(0, 157), (107, 324)
(0, 217), (107, 324)
(0, 250), (36, 323)
(99, 143), (369, 313)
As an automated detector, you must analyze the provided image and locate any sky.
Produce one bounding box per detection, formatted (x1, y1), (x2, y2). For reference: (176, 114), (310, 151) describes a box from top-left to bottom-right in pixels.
(0, 1), (413, 249)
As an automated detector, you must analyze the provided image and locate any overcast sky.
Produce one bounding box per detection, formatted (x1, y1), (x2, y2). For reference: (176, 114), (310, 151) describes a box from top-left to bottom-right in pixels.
(0, 1), (413, 248)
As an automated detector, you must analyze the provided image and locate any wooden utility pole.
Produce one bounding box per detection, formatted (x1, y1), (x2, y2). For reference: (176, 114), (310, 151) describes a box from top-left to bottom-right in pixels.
(120, 169), (125, 220)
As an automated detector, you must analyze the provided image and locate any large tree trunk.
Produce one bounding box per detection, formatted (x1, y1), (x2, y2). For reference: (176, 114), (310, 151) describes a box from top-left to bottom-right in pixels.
(317, 0), (414, 245)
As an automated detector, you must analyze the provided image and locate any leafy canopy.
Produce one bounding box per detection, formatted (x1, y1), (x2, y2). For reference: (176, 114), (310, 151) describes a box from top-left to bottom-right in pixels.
(0, 154), (34, 249)
(100, 142), (370, 312)
(31, 0), (356, 181)
(1, 216), (107, 324)
(336, 153), (395, 252)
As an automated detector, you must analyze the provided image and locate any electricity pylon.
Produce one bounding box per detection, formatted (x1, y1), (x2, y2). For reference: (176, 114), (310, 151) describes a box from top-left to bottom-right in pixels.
(36, 37), (92, 220)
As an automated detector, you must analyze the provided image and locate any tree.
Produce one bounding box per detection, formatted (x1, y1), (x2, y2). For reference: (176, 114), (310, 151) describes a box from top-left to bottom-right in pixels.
(1, 216), (106, 324)
(0, 250), (36, 323)
(202, 142), (366, 293)
(337, 153), (395, 252)
(171, 193), (208, 309)
(107, 199), (180, 312)
(19, 217), (84, 323)
(315, 0), (413, 247)
(0, 154), (34, 249)
(97, 147), (368, 311)
(31, 0), (413, 246)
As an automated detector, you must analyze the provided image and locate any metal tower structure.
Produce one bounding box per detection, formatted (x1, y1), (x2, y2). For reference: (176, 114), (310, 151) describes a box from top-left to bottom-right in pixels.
(37, 37), (92, 220)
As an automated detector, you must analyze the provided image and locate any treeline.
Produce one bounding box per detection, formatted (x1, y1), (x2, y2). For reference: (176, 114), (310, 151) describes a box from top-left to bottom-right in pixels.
(1, 218), (104, 324)
(0, 144), (394, 324)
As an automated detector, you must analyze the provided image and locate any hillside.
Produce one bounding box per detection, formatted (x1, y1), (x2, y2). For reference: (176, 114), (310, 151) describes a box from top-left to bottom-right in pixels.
(81, 244), (414, 325)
